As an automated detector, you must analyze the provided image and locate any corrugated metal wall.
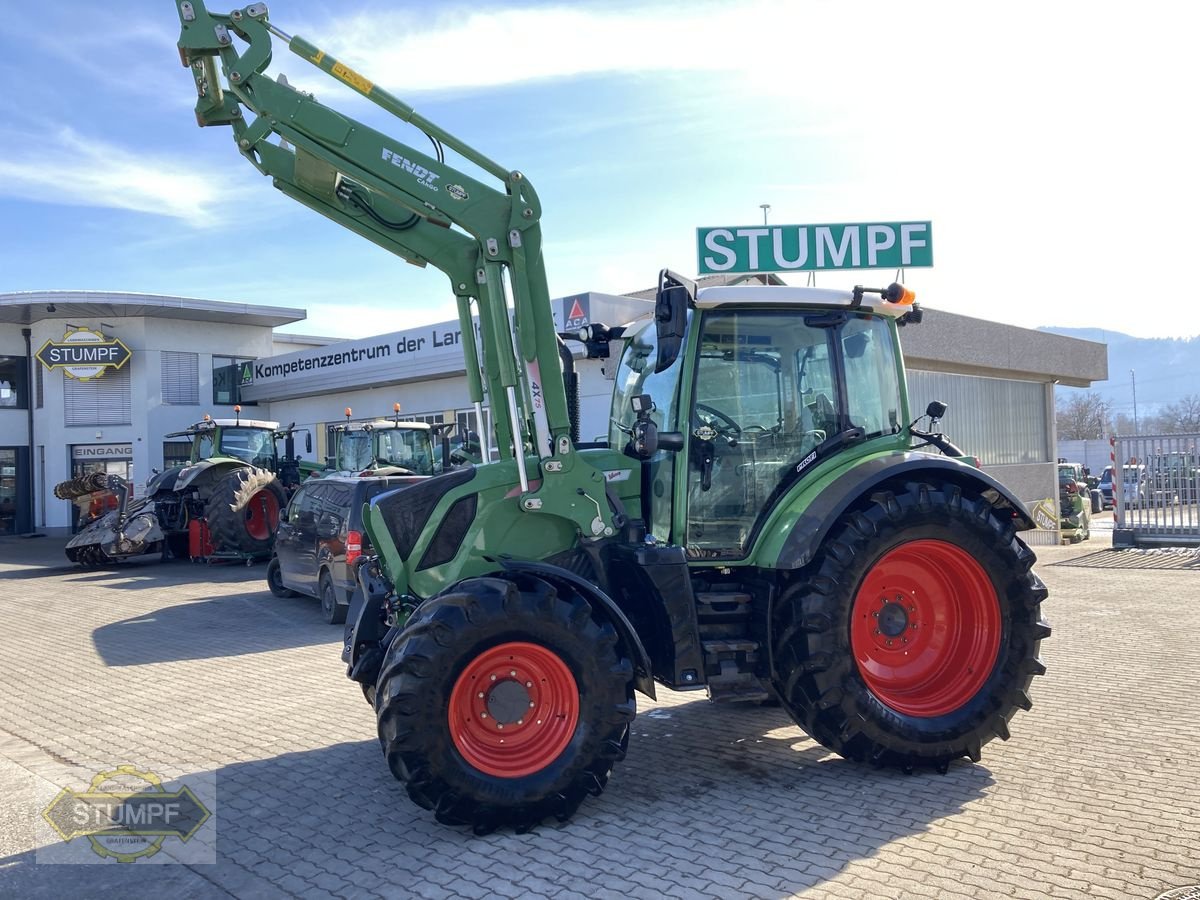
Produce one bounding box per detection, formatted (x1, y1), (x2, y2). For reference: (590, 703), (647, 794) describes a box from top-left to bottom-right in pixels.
(907, 370), (1048, 465)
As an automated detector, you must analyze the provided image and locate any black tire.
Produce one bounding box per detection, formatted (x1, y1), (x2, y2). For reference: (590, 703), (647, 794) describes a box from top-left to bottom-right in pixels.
(374, 573), (635, 833)
(320, 572), (346, 625)
(772, 479), (1050, 772)
(266, 557), (296, 598)
(204, 467), (286, 555)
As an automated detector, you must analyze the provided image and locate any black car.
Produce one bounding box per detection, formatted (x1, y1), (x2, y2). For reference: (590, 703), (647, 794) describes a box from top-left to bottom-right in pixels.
(266, 475), (414, 623)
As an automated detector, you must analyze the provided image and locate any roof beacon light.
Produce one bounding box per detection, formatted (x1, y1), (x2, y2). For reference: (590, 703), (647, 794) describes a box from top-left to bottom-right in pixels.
(885, 283), (916, 306)
(234, 404), (242, 425)
(345, 407), (353, 423)
(393, 402), (402, 425)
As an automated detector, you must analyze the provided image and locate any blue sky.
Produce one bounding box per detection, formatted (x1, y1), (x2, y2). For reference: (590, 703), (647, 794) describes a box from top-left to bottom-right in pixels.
(2, 1), (1197, 340)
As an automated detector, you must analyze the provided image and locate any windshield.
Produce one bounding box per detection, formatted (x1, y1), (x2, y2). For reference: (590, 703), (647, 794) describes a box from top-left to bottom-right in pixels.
(218, 427), (276, 468)
(375, 428), (435, 474)
(341, 428), (435, 474)
(609, 317), (686, 446)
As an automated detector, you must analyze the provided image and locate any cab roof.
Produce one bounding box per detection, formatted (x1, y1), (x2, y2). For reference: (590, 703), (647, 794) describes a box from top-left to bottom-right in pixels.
(694, 284), (915, 317)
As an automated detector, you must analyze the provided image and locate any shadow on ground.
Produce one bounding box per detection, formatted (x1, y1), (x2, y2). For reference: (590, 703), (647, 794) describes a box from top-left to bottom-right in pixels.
(0, 697), (992, 898)
(91, 592), (338, 666)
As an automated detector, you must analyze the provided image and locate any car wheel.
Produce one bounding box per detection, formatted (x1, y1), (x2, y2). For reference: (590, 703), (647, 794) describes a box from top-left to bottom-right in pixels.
(267, 557), (297, 598)
(320, 572), (346, 625)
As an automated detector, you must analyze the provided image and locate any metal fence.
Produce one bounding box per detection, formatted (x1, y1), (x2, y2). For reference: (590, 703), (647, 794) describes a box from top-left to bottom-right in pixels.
(1111, 434), (1200, 547)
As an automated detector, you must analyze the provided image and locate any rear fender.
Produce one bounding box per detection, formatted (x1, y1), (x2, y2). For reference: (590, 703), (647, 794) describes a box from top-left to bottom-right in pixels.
(765, 452), (1036, 571)
(174, 459), (247, 494)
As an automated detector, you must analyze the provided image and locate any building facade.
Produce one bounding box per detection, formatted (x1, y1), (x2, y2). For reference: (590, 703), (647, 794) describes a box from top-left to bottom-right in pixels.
(0, 291), (307, 534)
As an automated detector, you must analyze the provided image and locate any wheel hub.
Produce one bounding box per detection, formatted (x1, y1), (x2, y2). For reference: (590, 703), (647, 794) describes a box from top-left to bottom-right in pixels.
(876, 599), (910, 638)
(485, 678), (532, 725)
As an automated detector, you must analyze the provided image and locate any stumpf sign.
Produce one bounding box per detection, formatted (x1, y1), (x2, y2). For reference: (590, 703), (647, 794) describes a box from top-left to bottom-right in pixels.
(36, 329), (132, 381)
(697, 221), (933, 274)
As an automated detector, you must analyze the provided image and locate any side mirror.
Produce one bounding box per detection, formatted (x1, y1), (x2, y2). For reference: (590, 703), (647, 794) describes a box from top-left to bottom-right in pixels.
(306, 433), (313, 454)
(653, 269), (693, 373)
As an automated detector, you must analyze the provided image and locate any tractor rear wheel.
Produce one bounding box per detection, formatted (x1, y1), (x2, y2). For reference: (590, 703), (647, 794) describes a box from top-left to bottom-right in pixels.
(374, 573), (635, 833)
(204, 467), (286, 555)
(772, 479), (1050, 772)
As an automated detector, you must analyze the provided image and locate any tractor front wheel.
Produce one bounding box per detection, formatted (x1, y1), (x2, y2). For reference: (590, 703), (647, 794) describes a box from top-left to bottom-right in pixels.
(772, 480), (1050, 772)
(373, 573), (635, 833)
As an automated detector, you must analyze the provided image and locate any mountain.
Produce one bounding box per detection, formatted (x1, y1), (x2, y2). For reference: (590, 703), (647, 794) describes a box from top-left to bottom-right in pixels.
(1038, 327), (1200, 420)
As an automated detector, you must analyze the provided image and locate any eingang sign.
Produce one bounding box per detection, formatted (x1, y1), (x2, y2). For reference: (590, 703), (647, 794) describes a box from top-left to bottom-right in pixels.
(36, 329), (132, 381)
(697, 221), (933, 274)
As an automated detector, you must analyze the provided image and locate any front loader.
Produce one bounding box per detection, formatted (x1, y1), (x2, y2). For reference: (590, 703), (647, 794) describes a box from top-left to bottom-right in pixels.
(175, 1), (1050, 834)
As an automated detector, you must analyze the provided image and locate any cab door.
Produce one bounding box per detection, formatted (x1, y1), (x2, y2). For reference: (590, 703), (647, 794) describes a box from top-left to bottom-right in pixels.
(681, 309), (837, 559)
(680, 309), (903, 560)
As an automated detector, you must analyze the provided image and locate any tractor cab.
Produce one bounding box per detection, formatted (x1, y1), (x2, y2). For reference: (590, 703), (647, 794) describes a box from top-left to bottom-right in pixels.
(327, 413), (453, 477)
(610, 280), (912, 558)
(192, 418), (280, 469)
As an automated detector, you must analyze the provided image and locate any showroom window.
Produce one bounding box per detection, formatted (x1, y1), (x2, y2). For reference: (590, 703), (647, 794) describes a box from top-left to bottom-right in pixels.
(162, 351), (200, 405)
(0, 356), (29, 409)
(212, 356), (256, 406)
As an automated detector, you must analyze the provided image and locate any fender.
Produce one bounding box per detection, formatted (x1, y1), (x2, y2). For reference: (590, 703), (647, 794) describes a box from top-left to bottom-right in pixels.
(772, 452), (1036, 570)
(498, 559), (656, 700)
(174, 458), (250, 493)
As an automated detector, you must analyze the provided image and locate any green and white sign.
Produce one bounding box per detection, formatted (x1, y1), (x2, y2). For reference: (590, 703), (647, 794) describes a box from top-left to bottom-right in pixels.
(697, 221), (933, 274)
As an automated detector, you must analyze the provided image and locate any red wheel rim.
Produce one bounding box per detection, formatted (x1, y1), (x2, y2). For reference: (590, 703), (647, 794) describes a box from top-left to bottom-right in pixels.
(448, 641), (579, 778)
(245, 489), (280, 541)
(850, 540), (1001, 717)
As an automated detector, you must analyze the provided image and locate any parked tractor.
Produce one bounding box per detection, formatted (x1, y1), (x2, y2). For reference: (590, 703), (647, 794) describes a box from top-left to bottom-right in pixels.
(325, 407), (459, 476)
(176, 1), (1050, 834)
(61, 411), (315, 565)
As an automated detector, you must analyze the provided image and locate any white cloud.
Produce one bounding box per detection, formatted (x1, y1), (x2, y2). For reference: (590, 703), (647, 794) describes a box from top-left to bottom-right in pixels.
(0, 127), (227, 221)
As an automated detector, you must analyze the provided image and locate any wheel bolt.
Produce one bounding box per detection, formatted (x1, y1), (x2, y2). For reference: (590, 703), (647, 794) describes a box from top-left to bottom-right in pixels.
(886, 639), (893, 647)
(480, 712), (488, 719)
(497, 723), (503, 729)
(517, 719), (524, 725)
(477, 692), (484, 698)
(525, 681), (532, 688)
(536, 720), (542, 725)
(873, 628), (881, 636)
(529, 701), (535, 708)
(490, 675), (497, 681)
(510, 670), (517, 677)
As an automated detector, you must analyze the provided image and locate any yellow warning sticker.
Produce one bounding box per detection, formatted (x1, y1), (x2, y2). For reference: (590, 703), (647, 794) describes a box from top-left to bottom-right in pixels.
(332, 61), (373, 95)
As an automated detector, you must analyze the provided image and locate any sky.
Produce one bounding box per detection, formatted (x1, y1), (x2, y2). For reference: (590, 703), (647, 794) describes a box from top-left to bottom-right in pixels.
(1, 0), (1198, 341)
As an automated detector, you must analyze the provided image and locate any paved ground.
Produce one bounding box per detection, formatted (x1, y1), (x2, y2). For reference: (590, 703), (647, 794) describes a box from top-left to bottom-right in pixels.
(1, 518), (1198, 899)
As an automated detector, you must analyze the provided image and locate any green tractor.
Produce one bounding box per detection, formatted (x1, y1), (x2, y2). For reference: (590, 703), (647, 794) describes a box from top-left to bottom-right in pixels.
(325, 407), (461, 476)
(62, 411), (314, 565)
(176, 2), (1049, 833)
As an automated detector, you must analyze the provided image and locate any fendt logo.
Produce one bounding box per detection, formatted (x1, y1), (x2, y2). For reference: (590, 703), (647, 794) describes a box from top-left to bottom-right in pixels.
(381, 148), (440, 190)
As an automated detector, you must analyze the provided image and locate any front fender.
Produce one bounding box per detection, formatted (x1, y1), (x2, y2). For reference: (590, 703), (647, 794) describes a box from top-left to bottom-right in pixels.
(761, 452), (1036, 570)
(497, 559), (656, 700)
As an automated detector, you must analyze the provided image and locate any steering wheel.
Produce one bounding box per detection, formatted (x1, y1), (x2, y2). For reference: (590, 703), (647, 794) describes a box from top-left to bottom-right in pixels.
(695, 402), (742, 437)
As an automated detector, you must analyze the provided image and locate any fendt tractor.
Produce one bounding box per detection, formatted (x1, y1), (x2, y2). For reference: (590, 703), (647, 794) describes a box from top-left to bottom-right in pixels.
(176, 2), (1050, 833)
(326, 406), (461, 476)
(60, 411), (312, 565)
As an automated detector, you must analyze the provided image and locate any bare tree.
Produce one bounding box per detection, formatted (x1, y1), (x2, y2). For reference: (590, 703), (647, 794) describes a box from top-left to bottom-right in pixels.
(1056, 391), (1110, 440)
(1158, 394), (1200, 433)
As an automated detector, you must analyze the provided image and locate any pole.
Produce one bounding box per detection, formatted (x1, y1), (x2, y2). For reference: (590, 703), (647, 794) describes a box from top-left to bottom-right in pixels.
(1131, 369), (1139, 434)
(759, 203), (770, 225)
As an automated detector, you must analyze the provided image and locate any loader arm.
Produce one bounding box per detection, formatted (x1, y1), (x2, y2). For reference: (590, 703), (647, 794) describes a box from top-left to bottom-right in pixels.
(174, 1), (619, 539)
